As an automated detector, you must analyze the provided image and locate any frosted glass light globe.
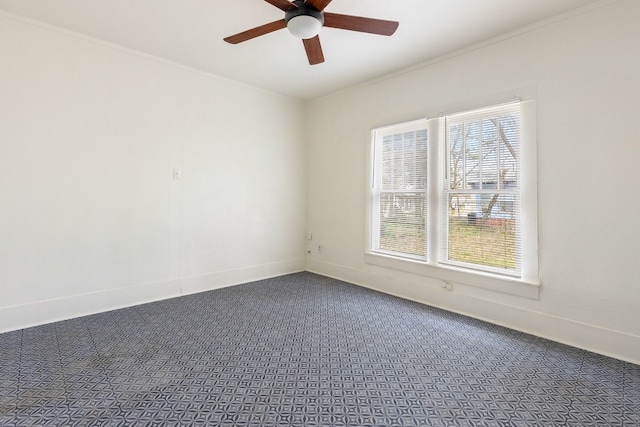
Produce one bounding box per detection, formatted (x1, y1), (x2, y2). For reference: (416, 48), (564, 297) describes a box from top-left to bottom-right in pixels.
(287, 15), (322, 39)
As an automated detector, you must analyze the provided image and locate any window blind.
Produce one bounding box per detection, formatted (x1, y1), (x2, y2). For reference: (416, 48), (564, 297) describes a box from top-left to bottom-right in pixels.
(371, 119), (428, 258)
(441, 102), (522, 276)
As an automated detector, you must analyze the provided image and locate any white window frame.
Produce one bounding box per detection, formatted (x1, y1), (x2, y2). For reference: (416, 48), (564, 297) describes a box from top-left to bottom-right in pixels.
(366, 100), (539, 299)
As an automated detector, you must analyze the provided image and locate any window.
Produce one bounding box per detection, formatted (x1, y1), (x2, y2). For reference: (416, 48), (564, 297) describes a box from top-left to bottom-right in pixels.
(443, 103), (521, 276)
(370, 119), (428, 258)
(368, 101), (538, 286)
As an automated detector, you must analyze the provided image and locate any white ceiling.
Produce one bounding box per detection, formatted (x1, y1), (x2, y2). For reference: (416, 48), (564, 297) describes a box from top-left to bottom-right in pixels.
(0, 0), (606, 100)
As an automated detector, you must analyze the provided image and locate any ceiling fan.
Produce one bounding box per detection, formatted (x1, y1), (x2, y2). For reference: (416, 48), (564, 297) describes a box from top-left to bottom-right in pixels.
(224, 0), (399, 65)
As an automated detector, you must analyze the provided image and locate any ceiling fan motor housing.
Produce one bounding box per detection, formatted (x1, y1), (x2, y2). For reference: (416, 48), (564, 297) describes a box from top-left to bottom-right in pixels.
(285, 0), (325, 27)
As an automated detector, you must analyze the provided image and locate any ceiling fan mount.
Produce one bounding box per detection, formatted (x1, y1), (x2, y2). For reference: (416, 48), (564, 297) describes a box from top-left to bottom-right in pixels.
(224, 0), (399, 65)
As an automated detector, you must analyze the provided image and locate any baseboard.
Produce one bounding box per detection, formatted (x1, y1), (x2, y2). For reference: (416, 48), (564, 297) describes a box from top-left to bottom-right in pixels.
(0, 258), (305, 334)
(305, 258), (640, 365)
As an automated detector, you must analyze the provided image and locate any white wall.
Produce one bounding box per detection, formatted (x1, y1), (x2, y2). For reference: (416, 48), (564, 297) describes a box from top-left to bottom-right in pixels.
(0, 13), (306, 331)
(305, 0), (640, 364)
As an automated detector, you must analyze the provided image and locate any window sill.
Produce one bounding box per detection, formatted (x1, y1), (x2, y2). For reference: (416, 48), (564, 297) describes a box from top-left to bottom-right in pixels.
(364, 252), (540, 300)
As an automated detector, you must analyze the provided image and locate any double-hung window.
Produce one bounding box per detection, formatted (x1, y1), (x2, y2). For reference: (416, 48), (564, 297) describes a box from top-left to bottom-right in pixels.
(368, 101), (538, 289)
(370, 120), (429, 259)
(443, 103), (521, 276)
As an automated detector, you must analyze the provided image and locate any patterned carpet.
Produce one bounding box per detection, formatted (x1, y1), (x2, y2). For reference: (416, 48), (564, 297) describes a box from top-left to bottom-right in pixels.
(1, 272), (639, 426)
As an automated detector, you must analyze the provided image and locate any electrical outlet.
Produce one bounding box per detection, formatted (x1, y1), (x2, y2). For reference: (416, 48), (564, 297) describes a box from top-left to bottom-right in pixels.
(317, 245), (323, 254)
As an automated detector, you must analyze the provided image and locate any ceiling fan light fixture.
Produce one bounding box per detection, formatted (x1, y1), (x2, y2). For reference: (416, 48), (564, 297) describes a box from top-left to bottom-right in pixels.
(287, 15), (322, 39)
(285, 1), (324, 39)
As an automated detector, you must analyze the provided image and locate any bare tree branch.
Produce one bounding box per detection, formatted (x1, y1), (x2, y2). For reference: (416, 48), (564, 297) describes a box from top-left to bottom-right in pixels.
(490, 118), (516, 159)
(482, 168), (509, 221)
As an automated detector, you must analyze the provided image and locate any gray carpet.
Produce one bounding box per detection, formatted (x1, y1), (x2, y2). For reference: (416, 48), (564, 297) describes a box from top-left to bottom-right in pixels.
(1, 272), (639, 426)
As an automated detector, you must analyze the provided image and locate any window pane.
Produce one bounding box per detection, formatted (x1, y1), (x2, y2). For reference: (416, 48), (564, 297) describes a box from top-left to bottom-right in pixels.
(392, 134), (403, 188)
(464, 121), (481, 188)
(381, 135), (393, 190)
(379, 192), (425, 257)
(404, 133), (415, 190)
(449, 123), (464, 190)
(447, 193), (518, 271)
(415, 129), (428, 190)
(381, 130), (427, 191)
(482, 118), (499, 185)
(499, 114), (519, 185)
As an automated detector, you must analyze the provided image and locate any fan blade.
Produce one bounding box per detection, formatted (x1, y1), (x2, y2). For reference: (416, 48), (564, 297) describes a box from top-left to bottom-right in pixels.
(224, 19), (287, 44)
(264, 0), (296, 11)
(303, 36), (325, 65)
(305, 0), (332, 11)
(323, 12), (399, 36)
